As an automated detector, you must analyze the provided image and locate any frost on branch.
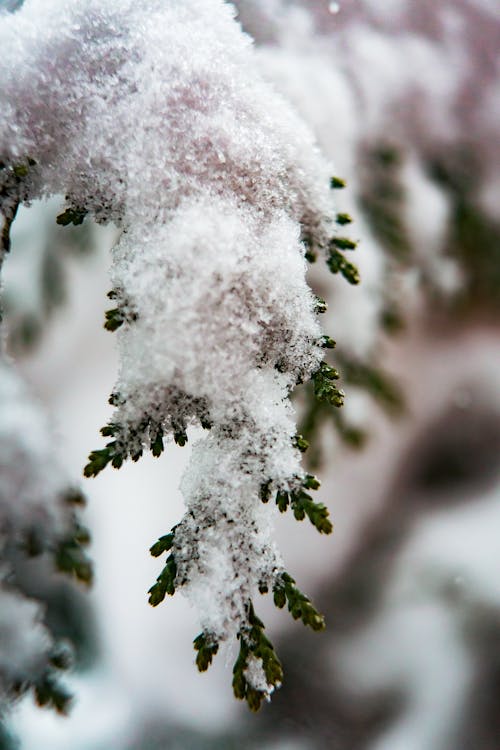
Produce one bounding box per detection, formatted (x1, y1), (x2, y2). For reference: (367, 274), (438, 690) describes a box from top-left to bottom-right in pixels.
(0, 0), (358, 709)
(0, 360), (92, 714)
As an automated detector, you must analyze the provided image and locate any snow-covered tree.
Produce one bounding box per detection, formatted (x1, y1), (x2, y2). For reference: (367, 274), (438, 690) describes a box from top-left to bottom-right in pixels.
(0, 0), (365, 713)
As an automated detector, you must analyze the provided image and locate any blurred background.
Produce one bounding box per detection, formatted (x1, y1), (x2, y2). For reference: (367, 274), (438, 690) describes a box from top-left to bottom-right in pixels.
(1, 0), (499, 748)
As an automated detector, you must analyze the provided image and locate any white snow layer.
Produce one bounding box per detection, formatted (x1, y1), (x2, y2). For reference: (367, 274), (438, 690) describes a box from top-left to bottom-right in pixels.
(0, 0), (338, 668)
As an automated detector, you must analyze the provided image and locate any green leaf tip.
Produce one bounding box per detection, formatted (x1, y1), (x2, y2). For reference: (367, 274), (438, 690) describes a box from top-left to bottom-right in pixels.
(149, 532), (175, 557)
(336, 212), (352, 225)
(193, 633), (219, 672)
(83, 443), (124, 477)
(273, 573), (326, 631)
(312, 363), (345, 408)
(148, 554), (177, 605)
(232, 602), (284, 712)
(330, 176), (346, 189)
(56, 207), (87, 226)
(326, 248), (360, 285)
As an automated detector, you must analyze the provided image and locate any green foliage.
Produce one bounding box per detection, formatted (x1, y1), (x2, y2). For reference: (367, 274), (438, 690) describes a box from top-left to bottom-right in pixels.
(292, 488), (333, 534)
(330, 176), (346, 189)
(314, 295), (328, 314)
(83, 442), (125, 477)
(293, 433), (310, 453)
(326, 247), (360, 285)
(193, 633), (219, 672)
(264, 471), (333, 535)
(104, 289), (138, 331)
(232, 603), (284, 712)
(312, 361), (344, 408)
(330, 236), (357, 251)
(148, 554), (177, 605)
(336, 212), (352, 225)
(56, 207), (87, 226)
(149, 531), (175, 557)
(104, 307), (125, 331)
(273, 572), (325, 631)
(320, 335), (336, 349)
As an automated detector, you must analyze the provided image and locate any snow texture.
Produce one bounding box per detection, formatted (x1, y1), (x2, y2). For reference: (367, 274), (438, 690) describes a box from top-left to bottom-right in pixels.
(0, 0), (339, 674)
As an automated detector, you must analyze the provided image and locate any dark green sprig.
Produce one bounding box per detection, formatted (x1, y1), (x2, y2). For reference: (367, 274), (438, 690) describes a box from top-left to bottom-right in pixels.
(104, 289), (138, 332)
(302, 233), (317, 263)
(83, 441), (125, 477)
(293, 434), (309, 453)
(276, 490), (289, 513)
(330, 236), (358, 251)
(330, 176), (346, 189)
(260, 480), (272, 503)
(232, 603), (283, 712)
(314, 295), (328, 314)
(273, 572), (325, 631)
(290, 489), (333, 534)
(320, 335), (336, 349)
(336, 212), (352, 225)
(302, 473), (320, 490)
(270, 473), (332, 534)
(173, 429), (188, 446)
(326, 248), (360, 285)
(104, 307), (125, 332)
(193, 633), (219, 672)
(312, 362), (345, 408)
(148, 554), (177, 606)
(149, 531), (175, 558)
(56, 207), (87, 226)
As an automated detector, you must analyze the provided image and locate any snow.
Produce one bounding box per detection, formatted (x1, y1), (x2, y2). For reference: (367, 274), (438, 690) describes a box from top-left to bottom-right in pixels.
(0, 0), (340, 668)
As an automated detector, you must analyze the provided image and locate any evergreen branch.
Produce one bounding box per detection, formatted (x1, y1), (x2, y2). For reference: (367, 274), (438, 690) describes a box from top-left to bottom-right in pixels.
(336, 212), (352, 225)
(104, 289), (138, 331)
(290, 489), (333, 535)
(148, 554), (177, 605)
(320, 335), (336, 349)
(273, 572), (325, 631)
(314, 295), (328, 314)
(326, 247), (360, 285)
(330, 176), (346, 189)
(83, 442), (125, 477)
(104, 307), (126, 331)
(330, 236), (358, 251)
(312, 362), (345, 408)
(232, 602), (283, 712)
(56, 207), (87, 226)
(293, 433), (309, 453)
(149, 530), (176, 557)
(193, 633), (219, 672)
(268, 474), (333, 535)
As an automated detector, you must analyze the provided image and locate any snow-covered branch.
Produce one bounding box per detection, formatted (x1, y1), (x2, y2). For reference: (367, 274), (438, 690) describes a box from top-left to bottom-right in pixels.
(0, 0), (360, 710)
